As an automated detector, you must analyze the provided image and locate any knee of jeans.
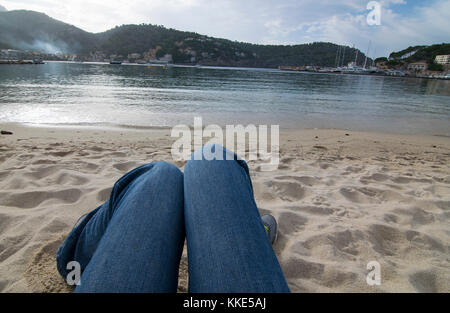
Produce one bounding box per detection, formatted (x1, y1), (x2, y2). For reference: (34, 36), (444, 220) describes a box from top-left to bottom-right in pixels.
(133, 161), (182, 187)
(108, 162), (183, 214)
(186, 144), (222, 171)
(185, 144), (248, 177)
(151, 161), (182, 178)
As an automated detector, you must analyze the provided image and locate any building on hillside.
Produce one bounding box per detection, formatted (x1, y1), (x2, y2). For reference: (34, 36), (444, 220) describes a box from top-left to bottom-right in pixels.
(128, 53), (141, 61)
(0, 49), (22, 60)
(89, 51), (106, 62)
(408, 62), (428, 72)
(278, 65), (306, 71)
(375, 60), (388, 70)
(143, 47), (163, 61)
(435, 55), (450, 65)
(148, 53), (173, 64)
(158, 54), (173, 62)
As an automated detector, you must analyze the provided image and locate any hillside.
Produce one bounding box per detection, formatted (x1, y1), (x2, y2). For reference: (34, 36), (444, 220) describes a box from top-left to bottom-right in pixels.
(0, 10), (97, 54)
(387, 43), (450, 70)
(0, 9), (370, 67)
(388, 45), (426, 60)
(406, 44), (450, 62)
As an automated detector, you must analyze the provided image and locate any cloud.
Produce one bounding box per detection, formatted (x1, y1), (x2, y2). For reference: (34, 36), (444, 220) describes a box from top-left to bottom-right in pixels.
(0, 3), (7, 11)
(295, 0), (450, 56)
(2, 0), (449, 57)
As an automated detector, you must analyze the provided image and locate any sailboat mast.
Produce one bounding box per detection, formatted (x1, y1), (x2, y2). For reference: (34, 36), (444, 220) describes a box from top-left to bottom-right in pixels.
(363, 40), (371, 69)
(371, 48), (376, 67)
(341, 46), (346, 67)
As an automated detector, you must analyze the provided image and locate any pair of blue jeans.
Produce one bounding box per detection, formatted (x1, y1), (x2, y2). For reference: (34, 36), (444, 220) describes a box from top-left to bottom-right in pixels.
(56, 144), (290, 292)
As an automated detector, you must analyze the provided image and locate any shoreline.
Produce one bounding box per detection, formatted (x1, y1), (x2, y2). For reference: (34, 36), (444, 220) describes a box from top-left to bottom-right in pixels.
(2, 121), (450, 139)
(4, 60), (447, 81)
(40, 60), (450, 80)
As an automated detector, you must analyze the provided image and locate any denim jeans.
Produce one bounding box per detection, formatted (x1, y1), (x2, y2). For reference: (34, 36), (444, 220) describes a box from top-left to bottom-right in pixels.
(56, 144), (290, 293)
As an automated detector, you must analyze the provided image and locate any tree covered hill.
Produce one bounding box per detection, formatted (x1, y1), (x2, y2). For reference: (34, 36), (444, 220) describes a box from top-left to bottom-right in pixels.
(0, 9), (371, 67)
(406, 44), (450, 63)
(384, 43), (450, 71)
(389, 44), (450, 62)
(0, 10), (97, 54)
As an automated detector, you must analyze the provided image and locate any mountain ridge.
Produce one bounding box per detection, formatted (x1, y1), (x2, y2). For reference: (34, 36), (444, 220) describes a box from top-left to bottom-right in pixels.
(0, 9), (371, 67)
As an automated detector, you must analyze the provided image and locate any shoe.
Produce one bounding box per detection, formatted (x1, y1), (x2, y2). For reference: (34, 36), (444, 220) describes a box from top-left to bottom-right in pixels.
(261, 214), (278, 244)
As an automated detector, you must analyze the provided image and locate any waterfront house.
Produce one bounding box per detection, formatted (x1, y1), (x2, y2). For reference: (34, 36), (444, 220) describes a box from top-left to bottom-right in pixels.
(408, 62), (428, 72)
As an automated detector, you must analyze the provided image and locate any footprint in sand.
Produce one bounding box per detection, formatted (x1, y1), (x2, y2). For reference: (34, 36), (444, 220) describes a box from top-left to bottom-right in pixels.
(405, 230), (445, 252)
(284, 205), (335, 216)
(31, 159), (58, 165)
(97, 187), (113, 202)
(383, 213), (400, 224)
(270, 180), (309, 202)
(113, 161), (140, 172)
(46, 151), (74, 157)
(55, 171), (90, 186)
(23, 165), (61, 180)
(339, 187), (372, 204)
(0, 233), (31, 263)
(408, 270), (438, 293)
(360, 172), (390, 183)
(0, 188), (82, 209)
(86, 146), (109, 152)
(275, 175), (320, 186)
(392, 176), (433, 184)
(107, 151), (128, 158)
(278, 211), (308, 236)
(282, 257), (325, 279)
(411, 208), (436, 225)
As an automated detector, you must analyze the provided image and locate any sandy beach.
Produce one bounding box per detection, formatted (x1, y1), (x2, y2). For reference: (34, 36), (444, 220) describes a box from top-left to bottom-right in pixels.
(0, 123), (449, 293)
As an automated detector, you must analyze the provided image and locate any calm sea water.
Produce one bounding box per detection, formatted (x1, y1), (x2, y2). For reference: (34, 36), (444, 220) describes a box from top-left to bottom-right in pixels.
(0, 61), (449, 135)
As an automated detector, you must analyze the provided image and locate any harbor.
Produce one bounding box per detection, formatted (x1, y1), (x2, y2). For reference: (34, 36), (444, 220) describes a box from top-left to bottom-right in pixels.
(0, 59), (44, 65)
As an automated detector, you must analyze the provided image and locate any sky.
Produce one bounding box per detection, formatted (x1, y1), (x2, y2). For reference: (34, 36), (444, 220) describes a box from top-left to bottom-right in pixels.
(1, 0), (449, 57)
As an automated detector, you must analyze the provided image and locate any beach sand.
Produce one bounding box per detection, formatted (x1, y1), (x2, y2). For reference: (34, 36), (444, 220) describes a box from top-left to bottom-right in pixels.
(0, 123), (449, 292)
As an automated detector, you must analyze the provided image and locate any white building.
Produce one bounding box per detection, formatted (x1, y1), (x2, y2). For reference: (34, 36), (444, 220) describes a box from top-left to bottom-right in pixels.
(408, 62), (428, 71)
(128, 53), (141, 60)
(159, 54), (173, 62)
(435, 55), (450, 65)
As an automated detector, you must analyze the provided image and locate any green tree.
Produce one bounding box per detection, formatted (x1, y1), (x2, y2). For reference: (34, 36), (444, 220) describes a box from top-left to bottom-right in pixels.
(428, 62), (444, 71)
